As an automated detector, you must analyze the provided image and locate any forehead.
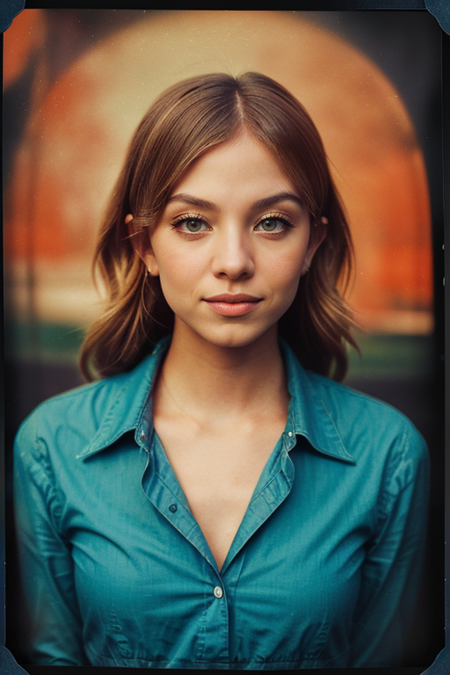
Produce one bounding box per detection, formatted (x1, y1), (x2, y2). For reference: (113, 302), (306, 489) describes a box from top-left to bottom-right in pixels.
(169, 131), (297, 199)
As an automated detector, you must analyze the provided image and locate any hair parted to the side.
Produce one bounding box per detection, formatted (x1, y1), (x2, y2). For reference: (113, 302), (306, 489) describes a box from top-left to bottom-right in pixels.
(79, 72), (358, 383)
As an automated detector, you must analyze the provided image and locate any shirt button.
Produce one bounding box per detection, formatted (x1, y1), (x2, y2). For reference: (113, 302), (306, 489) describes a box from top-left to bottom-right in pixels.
(169, 504), (177, 513)
(288, 431), (293, 438)
(140, 431), (146, 441)
(213, 586), (223, 599)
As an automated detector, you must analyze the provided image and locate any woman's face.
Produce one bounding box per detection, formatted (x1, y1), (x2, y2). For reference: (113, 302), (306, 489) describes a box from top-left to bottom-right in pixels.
(141, 131), (325, 350)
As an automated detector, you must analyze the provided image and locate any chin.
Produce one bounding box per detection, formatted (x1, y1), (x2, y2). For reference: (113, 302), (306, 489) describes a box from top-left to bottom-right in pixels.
(173, 313), (281, 351)
(199, 324), (278, 350)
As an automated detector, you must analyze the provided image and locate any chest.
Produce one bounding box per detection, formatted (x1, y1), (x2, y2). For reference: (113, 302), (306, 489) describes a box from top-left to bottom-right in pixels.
(153, 420), (285, 570)
(68, 441), (372, 668)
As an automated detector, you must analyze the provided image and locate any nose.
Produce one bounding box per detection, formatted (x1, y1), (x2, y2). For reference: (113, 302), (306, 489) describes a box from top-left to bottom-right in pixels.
(211, 225), (255, 280)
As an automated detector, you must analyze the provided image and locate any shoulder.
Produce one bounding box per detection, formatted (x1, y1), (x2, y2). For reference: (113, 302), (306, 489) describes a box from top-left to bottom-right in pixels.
(281, 338), (427, 469)
(16, 377), (115, 439)
(308, 369), (409, 424)
(14, 352), (157, 463)
(306, 370), (428, 469)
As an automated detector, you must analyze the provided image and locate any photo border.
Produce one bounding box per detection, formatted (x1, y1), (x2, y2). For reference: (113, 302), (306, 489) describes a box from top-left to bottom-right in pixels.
(2, 3), (448, 675)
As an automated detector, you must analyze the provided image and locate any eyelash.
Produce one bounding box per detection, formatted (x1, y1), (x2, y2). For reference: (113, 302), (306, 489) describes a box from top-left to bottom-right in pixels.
(255, 213), (294, 234)
(170, 212), (295, 236)
(171, 213), (210, 234)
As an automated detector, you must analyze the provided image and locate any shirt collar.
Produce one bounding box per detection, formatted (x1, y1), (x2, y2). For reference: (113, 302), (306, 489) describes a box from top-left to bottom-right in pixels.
(78, 335), (354, 464)
(280, 340), (355, 464)
(77, 337), (170, 460)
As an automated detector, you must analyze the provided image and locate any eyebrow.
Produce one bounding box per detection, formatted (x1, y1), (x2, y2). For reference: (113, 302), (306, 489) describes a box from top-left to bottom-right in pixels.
(253, 193), (304, 210)
(166, 192), (304, 211)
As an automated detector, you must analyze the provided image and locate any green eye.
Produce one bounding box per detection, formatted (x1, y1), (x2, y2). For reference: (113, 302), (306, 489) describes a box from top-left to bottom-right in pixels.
(260, 219), (278, 231)
(256, 218), (289, 232)
(173, 216), (209, 233)
(184, 219), (205, 232)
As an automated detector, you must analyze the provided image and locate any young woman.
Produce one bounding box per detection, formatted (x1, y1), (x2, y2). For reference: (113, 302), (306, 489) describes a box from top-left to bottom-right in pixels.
(14, 72), (429, 670)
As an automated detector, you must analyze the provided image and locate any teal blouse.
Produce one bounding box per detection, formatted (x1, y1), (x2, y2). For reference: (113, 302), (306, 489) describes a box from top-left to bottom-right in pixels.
(14, 337), (429, 669)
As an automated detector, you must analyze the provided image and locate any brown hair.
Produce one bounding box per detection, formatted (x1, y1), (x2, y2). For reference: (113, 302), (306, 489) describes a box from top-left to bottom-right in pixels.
(80, 72), (358, 382)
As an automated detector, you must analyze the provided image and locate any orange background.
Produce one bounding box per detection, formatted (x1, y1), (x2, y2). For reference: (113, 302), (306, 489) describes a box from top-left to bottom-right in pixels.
(4, 10), (434, 334)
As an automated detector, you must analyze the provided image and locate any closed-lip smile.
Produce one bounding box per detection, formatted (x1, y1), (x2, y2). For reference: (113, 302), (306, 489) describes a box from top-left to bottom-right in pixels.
(203, 293), (262, 317)
(204, 293), (262, 317)
(204, 293), (262, 303)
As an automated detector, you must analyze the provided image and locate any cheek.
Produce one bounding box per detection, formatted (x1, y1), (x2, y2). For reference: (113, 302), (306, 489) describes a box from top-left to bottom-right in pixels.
(159, 259), (199, 288)
(155, 250), (204, 306)
(269, 251), (305, 290)
(151, 241), (182, 279)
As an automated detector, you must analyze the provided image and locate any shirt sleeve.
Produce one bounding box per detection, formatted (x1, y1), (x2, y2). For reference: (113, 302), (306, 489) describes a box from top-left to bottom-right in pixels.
(348, 420), (430, 667)
(13, 414), (88, 665)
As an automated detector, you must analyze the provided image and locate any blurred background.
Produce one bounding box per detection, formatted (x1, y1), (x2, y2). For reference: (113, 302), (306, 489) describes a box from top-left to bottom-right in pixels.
(3, 9), (444, 668)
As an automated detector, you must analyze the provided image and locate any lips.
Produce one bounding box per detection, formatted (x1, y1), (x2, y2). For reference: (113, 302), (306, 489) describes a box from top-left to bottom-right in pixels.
(203, 293), (262, 317)
(204, 293), (261, 303)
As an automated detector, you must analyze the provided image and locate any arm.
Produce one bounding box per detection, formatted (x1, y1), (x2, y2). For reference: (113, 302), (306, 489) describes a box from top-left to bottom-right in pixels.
(349, 422), (430, 667)
(13, 416), (88, 665)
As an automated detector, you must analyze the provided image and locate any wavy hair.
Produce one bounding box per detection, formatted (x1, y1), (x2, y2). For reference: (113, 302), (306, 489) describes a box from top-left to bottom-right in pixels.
(80, 72), (358, 382)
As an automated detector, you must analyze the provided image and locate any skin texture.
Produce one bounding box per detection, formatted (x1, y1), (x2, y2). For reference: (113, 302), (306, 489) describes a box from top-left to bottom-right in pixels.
(130, 130), (326, 569)
(142, 130), (324, 352)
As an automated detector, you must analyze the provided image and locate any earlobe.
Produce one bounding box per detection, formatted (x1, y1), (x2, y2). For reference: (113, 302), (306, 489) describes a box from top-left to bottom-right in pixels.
(125, 213), (160, 277)
(143, 252), (159, 277)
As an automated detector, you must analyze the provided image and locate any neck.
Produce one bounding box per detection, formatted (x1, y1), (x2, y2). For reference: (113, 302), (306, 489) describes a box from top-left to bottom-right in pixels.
(155, 323), (288, 423)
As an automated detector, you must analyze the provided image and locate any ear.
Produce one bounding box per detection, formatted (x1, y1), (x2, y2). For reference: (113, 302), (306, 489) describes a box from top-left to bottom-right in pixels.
(302, 218), (327, 274)
(125, 214), (160, 277)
